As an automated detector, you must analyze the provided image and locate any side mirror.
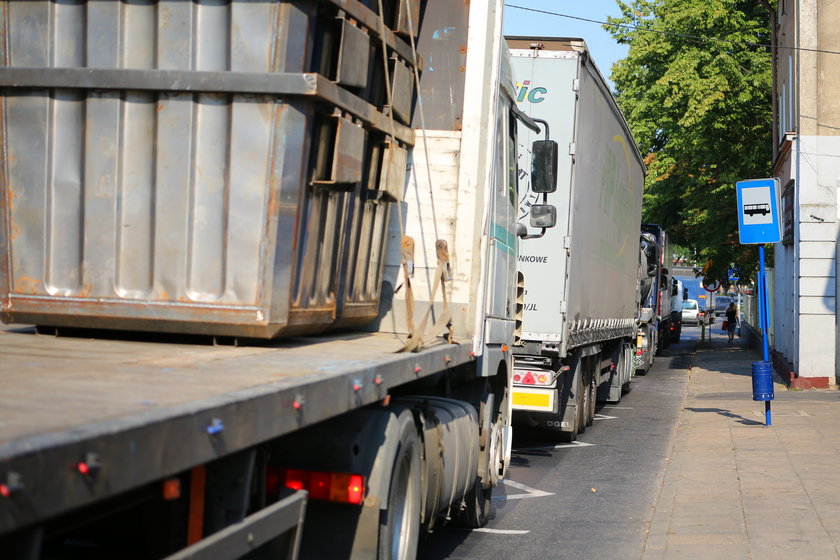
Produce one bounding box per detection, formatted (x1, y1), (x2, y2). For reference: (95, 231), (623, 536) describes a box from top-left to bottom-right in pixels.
(530, 140), (558, 193)
(530, 204), (556, 228)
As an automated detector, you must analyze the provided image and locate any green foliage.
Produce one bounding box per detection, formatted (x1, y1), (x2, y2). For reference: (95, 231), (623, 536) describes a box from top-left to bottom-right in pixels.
(605, 0), (774, 282)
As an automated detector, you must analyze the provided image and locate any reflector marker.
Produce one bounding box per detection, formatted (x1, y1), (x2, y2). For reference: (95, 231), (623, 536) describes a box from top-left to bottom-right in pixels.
(74, 453), (101, 475)
(0, 473), (20, 498)
(206, 418), (224, 435)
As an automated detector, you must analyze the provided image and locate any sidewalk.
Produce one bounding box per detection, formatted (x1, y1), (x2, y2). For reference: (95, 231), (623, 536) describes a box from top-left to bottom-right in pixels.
(642, 334), (840, 559)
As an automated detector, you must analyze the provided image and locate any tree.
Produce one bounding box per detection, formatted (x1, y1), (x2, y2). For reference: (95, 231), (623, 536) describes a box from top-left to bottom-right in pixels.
(605, 0), (774, 282)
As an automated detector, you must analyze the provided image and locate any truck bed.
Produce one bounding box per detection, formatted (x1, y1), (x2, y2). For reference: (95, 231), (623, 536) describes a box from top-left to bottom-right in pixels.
(0, 325), (471, 535)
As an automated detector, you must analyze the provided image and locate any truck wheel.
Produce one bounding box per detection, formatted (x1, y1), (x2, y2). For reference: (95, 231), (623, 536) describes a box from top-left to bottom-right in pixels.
(453, 387), (496, 528)
(576, 367), (587, 435)
(586, 374), (597, 427)
(377, 410), (422, 560)
(455, 477), (492, 528)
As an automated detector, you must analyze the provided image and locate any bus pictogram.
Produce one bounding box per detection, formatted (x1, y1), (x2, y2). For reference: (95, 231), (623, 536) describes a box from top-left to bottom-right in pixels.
(744, 203), (770, 216)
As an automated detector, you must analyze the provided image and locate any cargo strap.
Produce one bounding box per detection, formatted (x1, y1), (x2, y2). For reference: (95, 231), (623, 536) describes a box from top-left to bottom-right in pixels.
(401, 240), (453, 352)
(374, 0), (450, 352)
(400, 236), (417, 343)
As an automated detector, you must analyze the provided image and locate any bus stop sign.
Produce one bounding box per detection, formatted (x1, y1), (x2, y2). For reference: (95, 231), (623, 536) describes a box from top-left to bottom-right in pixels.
(736, 178), (782, 244)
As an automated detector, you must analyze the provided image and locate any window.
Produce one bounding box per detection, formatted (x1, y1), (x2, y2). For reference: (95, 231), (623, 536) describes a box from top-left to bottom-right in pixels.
(508, 111), (518, 205)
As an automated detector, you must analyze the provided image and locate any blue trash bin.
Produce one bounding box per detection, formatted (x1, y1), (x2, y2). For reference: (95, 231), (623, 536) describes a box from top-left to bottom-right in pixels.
(752, 360), (774, 401)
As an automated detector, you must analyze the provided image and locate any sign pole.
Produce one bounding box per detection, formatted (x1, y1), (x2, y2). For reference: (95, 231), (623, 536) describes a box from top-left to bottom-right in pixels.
(736, 178), (780, 428)
(758, 245), (771, 426)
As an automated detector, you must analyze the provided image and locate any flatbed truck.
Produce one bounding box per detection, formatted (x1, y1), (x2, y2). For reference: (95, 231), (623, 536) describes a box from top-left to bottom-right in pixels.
(0, 1), (557, 557)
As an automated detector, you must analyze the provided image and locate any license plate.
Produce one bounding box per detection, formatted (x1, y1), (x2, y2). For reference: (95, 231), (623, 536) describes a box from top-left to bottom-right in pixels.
(512, 388), (555, 412)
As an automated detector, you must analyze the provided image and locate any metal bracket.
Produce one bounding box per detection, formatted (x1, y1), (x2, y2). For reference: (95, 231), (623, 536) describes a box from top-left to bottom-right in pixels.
(164, 491), (307, 560)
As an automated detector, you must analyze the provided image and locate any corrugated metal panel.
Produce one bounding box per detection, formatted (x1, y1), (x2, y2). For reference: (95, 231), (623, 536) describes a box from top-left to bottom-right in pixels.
(0, 0), (419, 338)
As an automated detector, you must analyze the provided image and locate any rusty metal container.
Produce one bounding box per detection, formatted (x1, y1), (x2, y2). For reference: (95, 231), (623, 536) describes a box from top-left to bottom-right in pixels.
(0, 0), (420, 338)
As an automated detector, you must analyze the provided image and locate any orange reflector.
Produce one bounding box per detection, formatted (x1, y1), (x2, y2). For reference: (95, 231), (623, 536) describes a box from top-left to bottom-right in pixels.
(281, 469), (365, 505)
(502, 344), (509, 352)
(162, 478), (181, 500)
(537, 374), (548, 384)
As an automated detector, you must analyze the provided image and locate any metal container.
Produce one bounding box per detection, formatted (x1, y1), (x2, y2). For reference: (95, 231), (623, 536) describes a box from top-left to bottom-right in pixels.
(0, 0), (419, 338)
(751, 360), (775, 401)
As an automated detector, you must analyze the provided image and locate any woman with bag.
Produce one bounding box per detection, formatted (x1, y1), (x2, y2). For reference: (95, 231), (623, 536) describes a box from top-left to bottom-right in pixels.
(724, 302), (738, 343)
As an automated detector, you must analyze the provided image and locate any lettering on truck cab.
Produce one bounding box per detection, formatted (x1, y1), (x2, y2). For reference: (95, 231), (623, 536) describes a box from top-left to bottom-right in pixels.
(518, 255), (549, 263)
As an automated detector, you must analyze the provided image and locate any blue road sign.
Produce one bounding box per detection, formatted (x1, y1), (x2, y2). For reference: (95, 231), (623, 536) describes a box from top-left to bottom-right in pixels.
(736, 178), (782, 244)
(736, 178), (780, 425)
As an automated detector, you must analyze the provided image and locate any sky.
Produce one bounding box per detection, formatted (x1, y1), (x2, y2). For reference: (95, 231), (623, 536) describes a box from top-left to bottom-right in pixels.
(503, 0), (630, 89)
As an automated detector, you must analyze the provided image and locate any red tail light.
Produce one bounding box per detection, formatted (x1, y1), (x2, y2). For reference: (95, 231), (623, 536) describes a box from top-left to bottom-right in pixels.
(274, 469), (365, 505)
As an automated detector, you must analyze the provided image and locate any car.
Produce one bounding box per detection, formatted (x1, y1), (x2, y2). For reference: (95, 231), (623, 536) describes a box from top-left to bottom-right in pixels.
(681, 299), (703, 326)
(715, 296), (735, 317)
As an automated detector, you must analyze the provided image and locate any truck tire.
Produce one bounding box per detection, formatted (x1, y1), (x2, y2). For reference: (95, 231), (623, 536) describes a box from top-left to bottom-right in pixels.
(576, 366), (587, 435)
(376, 410), (422, 560)
(586, 373), (597, 427)
(455, 477), (492, 528)
(621, 343), (634, 396)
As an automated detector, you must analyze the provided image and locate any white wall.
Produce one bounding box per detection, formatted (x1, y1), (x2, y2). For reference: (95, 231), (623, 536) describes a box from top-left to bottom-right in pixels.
(795, 135), (839, 380)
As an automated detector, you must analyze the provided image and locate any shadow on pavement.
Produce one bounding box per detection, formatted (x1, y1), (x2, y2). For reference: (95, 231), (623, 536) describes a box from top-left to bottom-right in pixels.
(685, 406), (764, 425)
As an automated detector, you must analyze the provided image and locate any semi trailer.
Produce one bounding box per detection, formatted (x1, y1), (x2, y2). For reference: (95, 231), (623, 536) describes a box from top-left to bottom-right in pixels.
(505, 38), (646, 442)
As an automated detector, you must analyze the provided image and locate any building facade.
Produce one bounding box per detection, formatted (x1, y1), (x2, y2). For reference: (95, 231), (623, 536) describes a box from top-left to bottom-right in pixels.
(772, 0), (840, 388)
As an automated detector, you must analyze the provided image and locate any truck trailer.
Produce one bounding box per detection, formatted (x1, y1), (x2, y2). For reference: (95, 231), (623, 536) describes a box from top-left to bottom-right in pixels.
(0, 1), (558, 558)
(505, 38), (645, 442)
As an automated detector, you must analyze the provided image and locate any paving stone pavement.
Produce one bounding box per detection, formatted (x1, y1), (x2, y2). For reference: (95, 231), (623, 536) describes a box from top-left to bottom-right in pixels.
(642, 335), (840, 559)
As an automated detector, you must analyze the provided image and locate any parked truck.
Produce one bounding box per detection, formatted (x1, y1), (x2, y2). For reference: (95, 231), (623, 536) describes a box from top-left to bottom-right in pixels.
(505, 38), (645, 442)
(0, 1), (558, 558)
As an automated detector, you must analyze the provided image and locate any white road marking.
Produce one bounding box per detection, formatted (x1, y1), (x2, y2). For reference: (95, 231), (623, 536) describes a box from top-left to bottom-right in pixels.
(473, 528), (531, 535)
(593, 413), (618, 420)
(492, 479), (555, 501)
(513, 441), (595, 452)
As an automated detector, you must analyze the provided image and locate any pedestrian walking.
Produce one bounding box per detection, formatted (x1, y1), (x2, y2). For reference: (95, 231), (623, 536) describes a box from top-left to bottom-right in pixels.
(724, 302), (738, 343)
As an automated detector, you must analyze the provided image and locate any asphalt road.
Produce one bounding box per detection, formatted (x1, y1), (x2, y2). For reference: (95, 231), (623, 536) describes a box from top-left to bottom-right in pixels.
(419, 328), (704, 560)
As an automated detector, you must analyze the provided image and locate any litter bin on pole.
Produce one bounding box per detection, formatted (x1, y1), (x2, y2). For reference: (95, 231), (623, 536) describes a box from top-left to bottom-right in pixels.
(736, 178), (782, 427)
